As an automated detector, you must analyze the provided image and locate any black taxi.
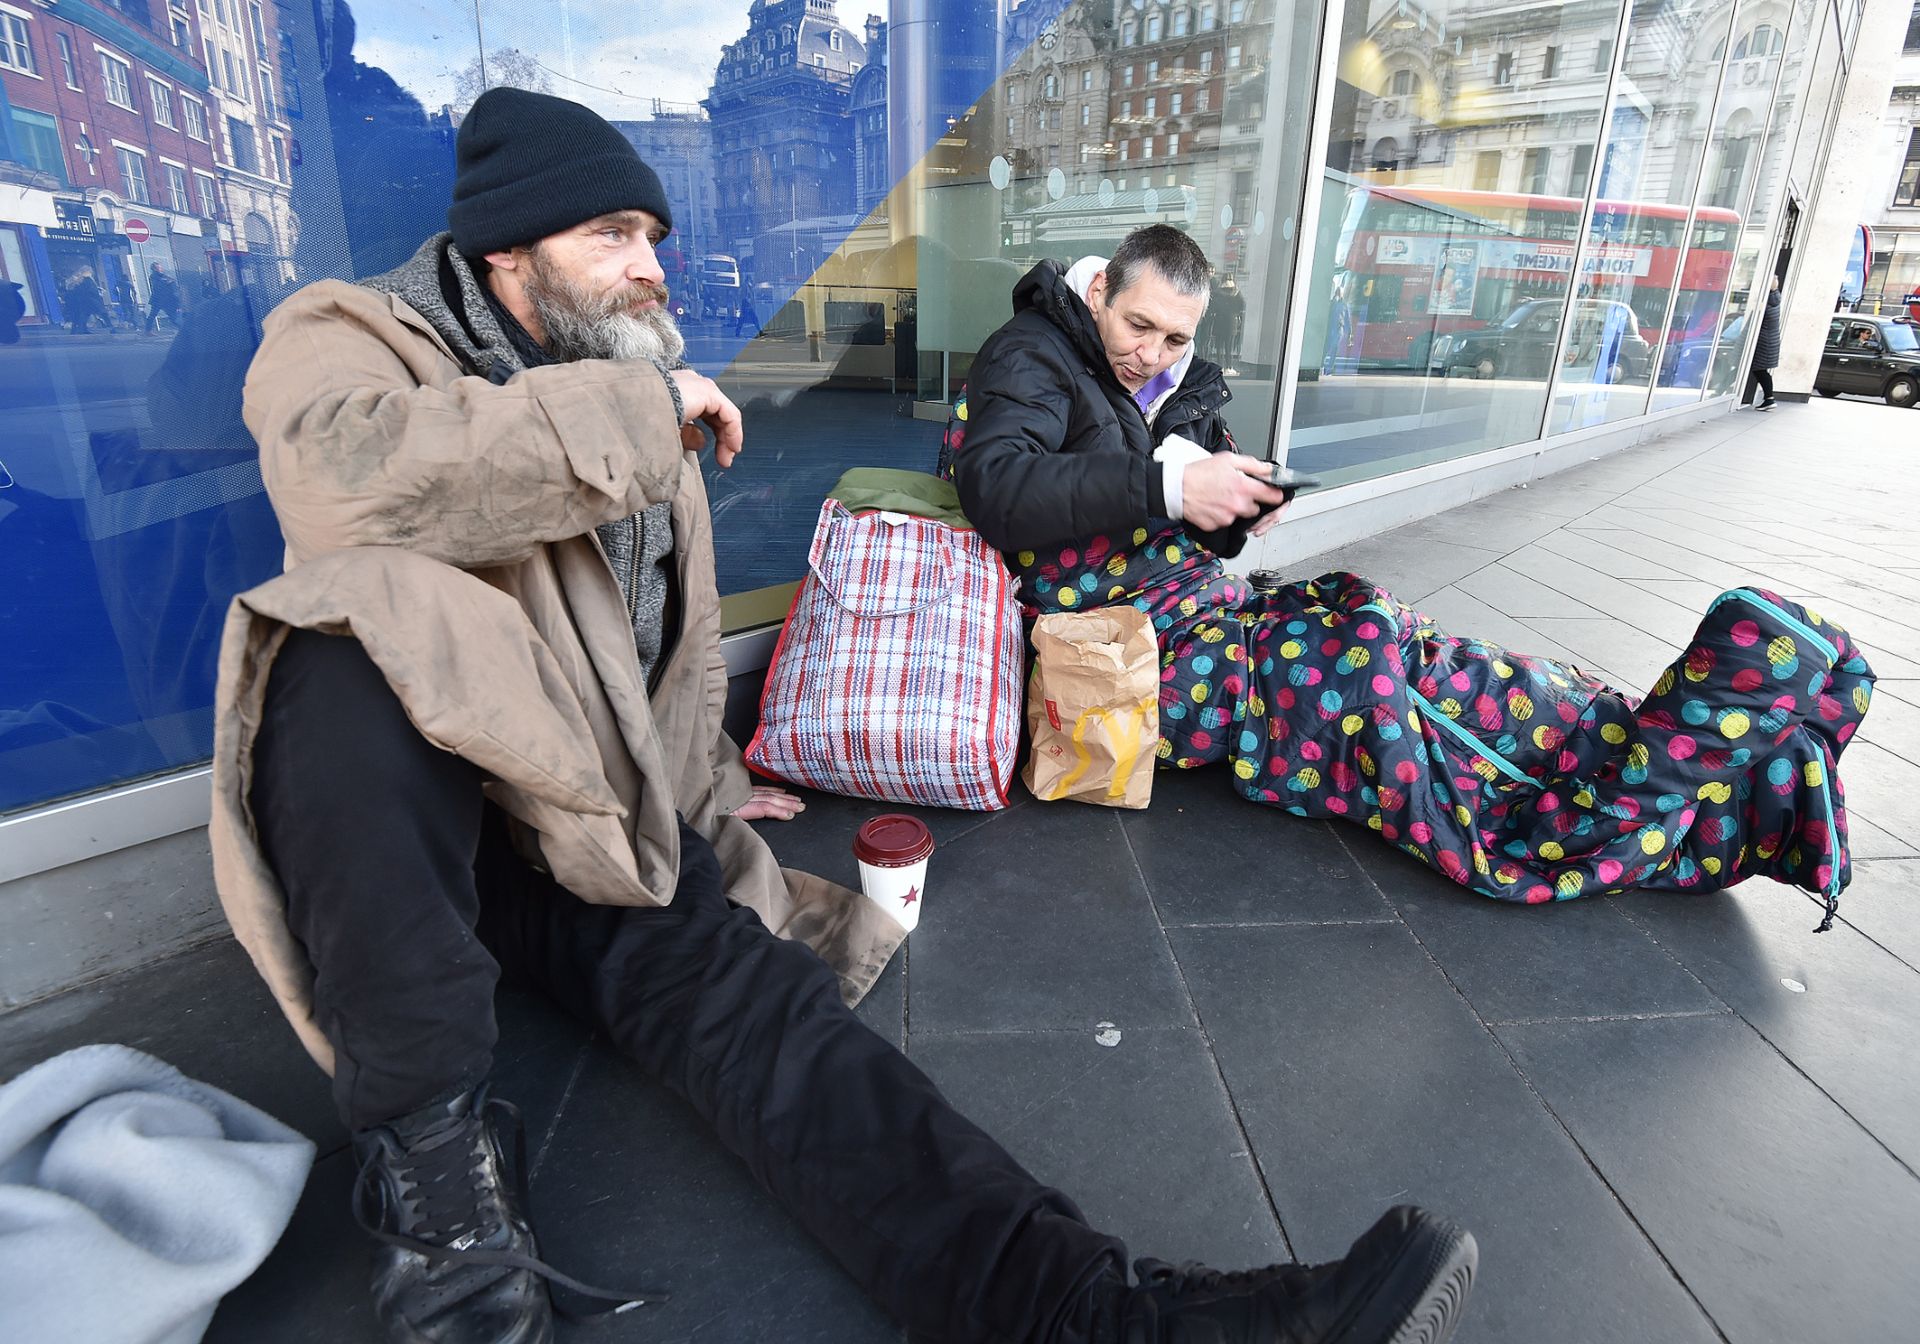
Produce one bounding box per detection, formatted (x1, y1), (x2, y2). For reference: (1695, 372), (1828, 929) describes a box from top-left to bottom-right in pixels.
(1816, 314), (1920, 407)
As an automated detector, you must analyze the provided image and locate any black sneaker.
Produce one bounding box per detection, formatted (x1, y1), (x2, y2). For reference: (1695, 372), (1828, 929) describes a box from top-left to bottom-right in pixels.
(1120, 1206), (1476, 1343)
(353, 1088), (554, 1344)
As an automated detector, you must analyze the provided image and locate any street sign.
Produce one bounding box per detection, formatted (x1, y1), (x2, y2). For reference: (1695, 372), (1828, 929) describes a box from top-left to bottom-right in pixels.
(123, 218), (151, 243)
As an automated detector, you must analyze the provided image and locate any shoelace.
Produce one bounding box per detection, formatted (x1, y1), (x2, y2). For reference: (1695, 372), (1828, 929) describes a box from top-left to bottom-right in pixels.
(352, 1096), (669, 1318)
(1142, 1259), (1310, 1298)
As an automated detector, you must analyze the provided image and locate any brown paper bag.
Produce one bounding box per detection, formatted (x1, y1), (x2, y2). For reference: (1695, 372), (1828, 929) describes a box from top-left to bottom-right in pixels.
(1023, 607), (1160, 809)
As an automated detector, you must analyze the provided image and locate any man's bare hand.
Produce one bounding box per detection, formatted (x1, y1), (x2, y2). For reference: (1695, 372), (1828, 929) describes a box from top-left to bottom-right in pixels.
(733, 785), (806, 822)
(669, 369), (744, 467)
(1181, 454), (1290, 532)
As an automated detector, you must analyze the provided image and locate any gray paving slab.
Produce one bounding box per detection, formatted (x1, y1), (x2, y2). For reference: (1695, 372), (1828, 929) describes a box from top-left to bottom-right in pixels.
(1497, 1014), (1920, 1344)
(1611, 886), (1920, 1171)
(1296, 536), (1503, 605)
(1169, 922), (1723, 1344)
(1529, 528), (1691, 582)
(1454, 562), (1608, 619)
(1119, 765), (1393, 926)
(1831, 740), (1920, 844)
(903, 799), (1194, 1034)
(1845, 813), (1920, 860)
(1509, 617), (1675, 690)
(910, 1026), (1289, 1270)
(1836, 858), (1920, 970)
(1501, 547), (1704, 646)
(1400, 586), (1588, 669)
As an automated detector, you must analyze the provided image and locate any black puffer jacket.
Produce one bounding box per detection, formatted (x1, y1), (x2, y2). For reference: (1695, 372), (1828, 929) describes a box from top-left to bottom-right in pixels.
(955, 260), (1249, 557)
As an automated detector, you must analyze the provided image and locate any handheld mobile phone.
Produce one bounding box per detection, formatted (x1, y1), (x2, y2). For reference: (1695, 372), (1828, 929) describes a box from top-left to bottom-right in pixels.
(1267, 463), (1324, 494)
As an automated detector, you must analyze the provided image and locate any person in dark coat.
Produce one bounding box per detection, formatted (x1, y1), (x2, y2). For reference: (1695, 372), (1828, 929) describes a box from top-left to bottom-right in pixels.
(957, 229), (1875, 925)
(0, 278), (24, 344)
(143, 263), (182, 332)
(62, 270), (110, 333)
(1747, 274), (1782, 409)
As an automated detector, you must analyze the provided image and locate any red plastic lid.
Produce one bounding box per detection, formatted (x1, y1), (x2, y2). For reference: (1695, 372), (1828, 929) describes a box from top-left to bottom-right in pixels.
(853, 814), (935, 867)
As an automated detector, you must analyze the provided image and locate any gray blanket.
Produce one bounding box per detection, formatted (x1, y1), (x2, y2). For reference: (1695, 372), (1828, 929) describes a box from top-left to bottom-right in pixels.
(0, 1044), (314, 1344)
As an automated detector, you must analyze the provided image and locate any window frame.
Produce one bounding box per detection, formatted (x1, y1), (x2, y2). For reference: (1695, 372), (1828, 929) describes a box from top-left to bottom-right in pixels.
(148, 77), (177, 128)
(115, 143), (152, 204)
(98, 48), (136, 108)
(0, 8), (36, 77)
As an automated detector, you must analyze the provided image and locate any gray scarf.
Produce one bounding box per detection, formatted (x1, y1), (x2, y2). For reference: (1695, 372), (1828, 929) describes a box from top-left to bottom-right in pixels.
(360, 234), (679, 682)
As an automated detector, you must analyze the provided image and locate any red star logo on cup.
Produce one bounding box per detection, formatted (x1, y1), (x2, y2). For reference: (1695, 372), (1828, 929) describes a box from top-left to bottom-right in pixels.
(901, 885), (919, 907)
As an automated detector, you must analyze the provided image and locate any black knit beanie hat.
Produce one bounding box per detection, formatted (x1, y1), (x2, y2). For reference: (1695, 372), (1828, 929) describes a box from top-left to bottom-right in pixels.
(448, 87), (673, 257)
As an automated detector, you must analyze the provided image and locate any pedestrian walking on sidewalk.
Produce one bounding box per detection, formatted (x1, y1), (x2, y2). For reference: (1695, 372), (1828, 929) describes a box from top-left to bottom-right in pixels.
(1747, 275), (1781, 409)
(144, 263), (181, 332)
(0, 278), (24, 344)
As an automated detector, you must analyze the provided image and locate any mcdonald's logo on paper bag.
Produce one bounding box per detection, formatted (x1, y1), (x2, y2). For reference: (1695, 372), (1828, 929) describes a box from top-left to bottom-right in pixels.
(1024, 607), (1160, 809)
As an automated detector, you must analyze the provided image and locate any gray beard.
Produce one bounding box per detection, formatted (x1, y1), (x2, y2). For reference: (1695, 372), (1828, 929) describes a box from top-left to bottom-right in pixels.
(526, 271), (686, 365)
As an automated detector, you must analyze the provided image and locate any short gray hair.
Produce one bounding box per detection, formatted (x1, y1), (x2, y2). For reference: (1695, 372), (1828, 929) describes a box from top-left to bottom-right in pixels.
(1105, 225), (1211, 304)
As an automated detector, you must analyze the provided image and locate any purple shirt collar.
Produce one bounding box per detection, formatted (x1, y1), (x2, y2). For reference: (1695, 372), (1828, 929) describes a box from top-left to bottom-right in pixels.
(1132, 365), (1178, 414)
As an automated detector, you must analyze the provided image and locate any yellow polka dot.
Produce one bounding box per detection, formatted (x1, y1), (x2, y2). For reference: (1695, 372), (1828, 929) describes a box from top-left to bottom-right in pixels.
(1640, 826), (1666, 855)
(1134, 528), (1149, 545)
(1702, 856), (1722, 875)
(1058, 587), (1079, 608)
(1556, 871), (1584, 897)
(1472, 758), (1499, 782)
(1573, 789), (1595, 808)
(1654, 669), (1676, 696)
(1202, 626), (1227, 644)
(1248, 695), (1266, 717)
(1109, 586), (1127, 600)
(1717, 710), (1749, 739)
(1508, 693), (1534, 721)
(1539, 841), (1565, 861)
(1233, 758), (1256, 780)
(1342, 713), (1365, 735)
(1531, 726), (1558, 749)
(1106, 554), (1130, 577)
(1804, 760), (1825, 788)
(1854, 685), (1872, 714)
(1698, 781), (1732, 804)
(1357, 749), (1377, 777)
(1345, 646), (1372, 669)
(1472, 849), (1490, 875)
(1454, 804), (1472, 826)
(1280, 640), (1304, 659)
(1368, 814), (1384, 830)
(1017, 551), (1036, 567)
(1165, 546), (1182, 563)
(1492, 659), (1514, 679)
(1178, 597), (1198, 616)
(1600, 722), (1627, 744)
(1191, 683), (1209, 703)
(1224, 643), (1243, 661)
(1767, 635), (1797, 668)
(1156, 739), (1174, 758)
(1296, 767), (1322, 789)
(1407, 709), (1423, 732)
(1439, 697), (1463, 718)
(1628, 743), (1650, 771)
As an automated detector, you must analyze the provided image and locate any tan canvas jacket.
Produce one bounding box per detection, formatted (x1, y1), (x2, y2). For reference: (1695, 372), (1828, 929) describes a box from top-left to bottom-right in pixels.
(210, 279), (902, 1071)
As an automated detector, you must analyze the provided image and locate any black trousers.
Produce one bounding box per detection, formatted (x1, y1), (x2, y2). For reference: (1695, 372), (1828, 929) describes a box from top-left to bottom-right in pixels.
(1745, 366), (1774, 405)
(250, 630), (1126, 1344)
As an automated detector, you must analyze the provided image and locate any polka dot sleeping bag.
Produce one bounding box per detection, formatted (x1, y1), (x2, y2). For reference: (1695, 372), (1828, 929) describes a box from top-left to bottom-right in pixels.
(1011, 526), (1874, 926)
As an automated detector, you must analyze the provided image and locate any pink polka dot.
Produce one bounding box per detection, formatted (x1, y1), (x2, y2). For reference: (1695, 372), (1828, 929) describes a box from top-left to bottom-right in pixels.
(1322, 637), (1342, 656)
(1557, 700), (1578, 724)
(1450, 671), (1471, 691)
(1668, 735), (1697, 760)
(1357, 621), (1380, 639)
(1732, 668), (1763, 693)
(1380, 823), (1400, 841)
(1598, 859), (1624, 883)
(1300, 740), (1324, 762)
(1190, 731), (1213, 750)
(1373, 674), (1396, 696)
(1438, 850), (1466, 879)
(1538, 791), (1559, 813)
(1410, 821), (1434, 844)
(1558, 750), (1580, 773)
(1325, 797), (1349, 814)
(1730, 619), (1761, 647)
(1059, 549), (1079, 567)
(1839, 723), (1857, 743)
(1396, 760), (1421, 783)
(1525, 884), (1553, 904)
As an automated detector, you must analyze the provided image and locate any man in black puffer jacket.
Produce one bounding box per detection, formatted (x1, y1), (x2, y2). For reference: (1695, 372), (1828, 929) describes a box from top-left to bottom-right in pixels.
(954, 225), (1288, 562)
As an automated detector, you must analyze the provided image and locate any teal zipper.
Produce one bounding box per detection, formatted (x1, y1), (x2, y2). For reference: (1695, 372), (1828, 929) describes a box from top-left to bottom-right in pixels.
(1406, 687), (1539, 789)
(1709, 590), (1839, 665)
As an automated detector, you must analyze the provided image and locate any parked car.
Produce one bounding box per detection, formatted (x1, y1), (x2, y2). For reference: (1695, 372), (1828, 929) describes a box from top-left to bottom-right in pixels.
(697, 254), (743, 318)
(1658, 312), (1744, 390)
(1433, 299), (1652, 384)
(1815, 314), (1920, 407)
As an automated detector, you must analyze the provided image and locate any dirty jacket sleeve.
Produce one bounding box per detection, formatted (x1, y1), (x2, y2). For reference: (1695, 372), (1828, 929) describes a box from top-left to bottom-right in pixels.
(955, 323), (1168, 554)
(245, 281), (686, 568)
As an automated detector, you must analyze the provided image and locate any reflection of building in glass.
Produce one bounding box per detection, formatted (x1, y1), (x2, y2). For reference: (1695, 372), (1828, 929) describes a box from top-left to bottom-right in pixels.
(706, 0), (870, 280)
(616, 103), (721, 279)
(1863, 7), (1920, 316)
(201, 0), (295, 287)
(850, 16), (889, 214)
(0, 0), (234, 322)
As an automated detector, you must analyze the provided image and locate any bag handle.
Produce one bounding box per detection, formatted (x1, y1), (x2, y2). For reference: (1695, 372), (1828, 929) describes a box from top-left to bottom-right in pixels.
(808, 500), (958, 618)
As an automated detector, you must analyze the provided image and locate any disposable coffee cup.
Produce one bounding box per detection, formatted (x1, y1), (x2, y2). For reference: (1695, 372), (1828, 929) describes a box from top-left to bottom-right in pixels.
(853, 814), (935, 933)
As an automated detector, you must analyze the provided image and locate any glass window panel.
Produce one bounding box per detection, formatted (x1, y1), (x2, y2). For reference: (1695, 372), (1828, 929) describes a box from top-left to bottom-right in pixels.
(1708, 0), (1830, 397)
(1291, 0), (1625, 485)
(1553, 0), (1735, 430)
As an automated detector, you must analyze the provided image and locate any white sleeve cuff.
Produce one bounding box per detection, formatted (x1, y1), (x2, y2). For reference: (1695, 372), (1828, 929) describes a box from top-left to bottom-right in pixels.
(1153, 434), (1211, 522)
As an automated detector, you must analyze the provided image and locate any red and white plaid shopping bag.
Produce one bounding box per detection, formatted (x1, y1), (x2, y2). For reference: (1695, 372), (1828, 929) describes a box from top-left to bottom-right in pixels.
(745, 499), (1022, 810)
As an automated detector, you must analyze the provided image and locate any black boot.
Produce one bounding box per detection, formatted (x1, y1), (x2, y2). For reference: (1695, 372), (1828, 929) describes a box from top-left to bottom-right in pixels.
(1113, 1206), (1476, 1343)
